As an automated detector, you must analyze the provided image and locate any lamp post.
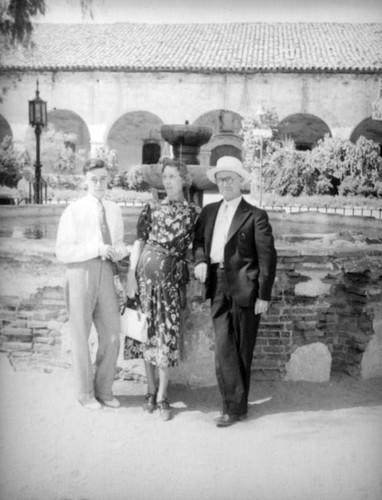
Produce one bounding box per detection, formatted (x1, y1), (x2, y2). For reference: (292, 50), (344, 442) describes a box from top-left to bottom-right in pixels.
(29, 80), (47, 204)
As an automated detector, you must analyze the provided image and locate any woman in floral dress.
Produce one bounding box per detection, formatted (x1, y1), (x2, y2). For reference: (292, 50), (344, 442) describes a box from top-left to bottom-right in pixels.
(126, 158), (200, 421)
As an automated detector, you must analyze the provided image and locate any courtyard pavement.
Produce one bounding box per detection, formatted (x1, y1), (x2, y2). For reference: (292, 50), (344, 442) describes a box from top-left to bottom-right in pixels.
(0, 354), (381, 500)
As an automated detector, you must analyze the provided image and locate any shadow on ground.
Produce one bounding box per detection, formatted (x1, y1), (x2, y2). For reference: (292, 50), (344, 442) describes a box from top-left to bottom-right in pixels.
(116, 372), (382, 421)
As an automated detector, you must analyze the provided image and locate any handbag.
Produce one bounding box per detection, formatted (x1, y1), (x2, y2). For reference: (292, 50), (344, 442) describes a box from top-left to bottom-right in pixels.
(120, 298), (148, 343)
(112, 256), (130, 310)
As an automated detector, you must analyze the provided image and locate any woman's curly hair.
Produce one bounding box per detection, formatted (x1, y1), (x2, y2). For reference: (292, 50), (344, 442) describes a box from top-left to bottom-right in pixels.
(160, 157), (192, 189)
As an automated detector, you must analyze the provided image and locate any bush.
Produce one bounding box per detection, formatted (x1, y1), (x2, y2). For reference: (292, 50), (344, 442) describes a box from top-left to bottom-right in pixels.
(263, 140), (314, 196)
(125, 164), (151, 191)
(0, 136), (31, 187)
(262, 135), (382, 198)
(45, 173), (85, 190)
(28, 124), (87, 174)
(105, 188), (152, 204)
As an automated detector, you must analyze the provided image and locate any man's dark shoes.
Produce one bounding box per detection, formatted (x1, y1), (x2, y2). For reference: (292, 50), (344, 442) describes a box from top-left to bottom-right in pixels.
(216, 413), (247, 427)
(143, 392), (157, 413)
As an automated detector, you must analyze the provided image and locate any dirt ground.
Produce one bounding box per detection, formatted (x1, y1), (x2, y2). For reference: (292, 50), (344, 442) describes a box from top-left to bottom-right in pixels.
(0, 354), (381, 500)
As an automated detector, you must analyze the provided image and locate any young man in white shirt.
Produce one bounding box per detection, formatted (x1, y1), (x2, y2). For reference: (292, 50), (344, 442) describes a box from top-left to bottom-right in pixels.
(56, 159), (128, 410)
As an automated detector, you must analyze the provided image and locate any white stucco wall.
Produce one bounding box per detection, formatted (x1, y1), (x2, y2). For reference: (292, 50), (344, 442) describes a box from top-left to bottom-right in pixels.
(0, 70), (378, 161)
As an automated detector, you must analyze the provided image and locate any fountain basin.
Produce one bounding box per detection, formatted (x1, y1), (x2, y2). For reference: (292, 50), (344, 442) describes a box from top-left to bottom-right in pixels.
(160, 124), (213, 147)
(160, 124), (214, 166)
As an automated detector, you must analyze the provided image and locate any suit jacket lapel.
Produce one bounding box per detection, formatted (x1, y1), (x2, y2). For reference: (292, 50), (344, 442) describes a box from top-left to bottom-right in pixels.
(226, 198), (251, 242)
(206, 201), (222, 255)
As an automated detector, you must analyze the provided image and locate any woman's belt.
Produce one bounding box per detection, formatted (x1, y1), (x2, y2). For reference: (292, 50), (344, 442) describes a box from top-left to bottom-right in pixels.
(145, 241), (189, 286)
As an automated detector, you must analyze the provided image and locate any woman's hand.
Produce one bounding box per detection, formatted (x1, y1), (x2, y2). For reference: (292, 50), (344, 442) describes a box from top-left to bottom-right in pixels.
(126, 268), (138, 298)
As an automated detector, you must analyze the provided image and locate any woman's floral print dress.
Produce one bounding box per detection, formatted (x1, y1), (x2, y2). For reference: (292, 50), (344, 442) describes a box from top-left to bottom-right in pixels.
(124, 199), (199, 368)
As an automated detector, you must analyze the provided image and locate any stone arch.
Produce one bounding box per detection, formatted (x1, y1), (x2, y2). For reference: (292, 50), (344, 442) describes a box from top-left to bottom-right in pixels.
(0, 114), (13, 143)
(350, 117), (382, 152)
(47, 109), (91, 153)
(193, 110), (243, 165)
(209, 144), (242, 166)
(107, 111), (164, 170)
(275, 113), (332, 150)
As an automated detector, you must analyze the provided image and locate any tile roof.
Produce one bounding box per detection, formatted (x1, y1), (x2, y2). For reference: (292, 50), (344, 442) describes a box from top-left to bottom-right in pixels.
(1, 22), (381, 73)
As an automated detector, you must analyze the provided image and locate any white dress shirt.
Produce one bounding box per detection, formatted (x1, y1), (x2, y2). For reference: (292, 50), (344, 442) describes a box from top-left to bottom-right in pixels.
(210, 195), (242, 263)
(55, 193), (126, 264)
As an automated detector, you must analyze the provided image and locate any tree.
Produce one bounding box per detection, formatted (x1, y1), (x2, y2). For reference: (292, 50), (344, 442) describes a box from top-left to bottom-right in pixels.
(125, 164), (151, 191)
(339, 136), (382, 197)
(241, 109), (279, 170)
(309, 135), (354, 195)
(262, 139), (314, 196)
(0, 135), (31, 187)
(0, 0), (93, 46)
(26, 124), (86, 174)
(90, 144), (119, 183)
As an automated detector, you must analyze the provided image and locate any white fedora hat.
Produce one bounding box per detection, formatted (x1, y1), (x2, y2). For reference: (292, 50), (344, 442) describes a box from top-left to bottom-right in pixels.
(206, 156), (251, 184)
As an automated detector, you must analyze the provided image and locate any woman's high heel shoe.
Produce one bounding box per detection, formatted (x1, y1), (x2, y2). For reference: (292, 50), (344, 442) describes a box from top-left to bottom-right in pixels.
(143, 392), (157, 413)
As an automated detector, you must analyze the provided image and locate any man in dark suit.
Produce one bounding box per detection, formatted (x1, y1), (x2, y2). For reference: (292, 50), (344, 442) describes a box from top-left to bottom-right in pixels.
(193, 156), (277, 427)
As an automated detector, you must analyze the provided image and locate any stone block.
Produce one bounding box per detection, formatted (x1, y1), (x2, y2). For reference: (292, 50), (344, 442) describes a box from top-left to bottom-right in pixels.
(41, 288), (64, 300)
(12, 319), (28, 328)
(30, 310), (59, 321)
(283, 342), (332, 382)
(251, 368), (283, 381)
(1, 326), (32, 338)
(0, 310), (17, 322)
(33, 343), (53, 353)
(41, 299), (66, 308)
(361, 304), (382, 379)
(34, 336), (55, 345)
(0, 341), (33, 351)
(27, 320), (49, 329)
(0, 296), (21, 309)
(295, 278), (331, 297)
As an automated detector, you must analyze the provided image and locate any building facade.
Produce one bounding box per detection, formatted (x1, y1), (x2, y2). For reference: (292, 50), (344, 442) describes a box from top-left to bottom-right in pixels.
(1, 22), (381, 171)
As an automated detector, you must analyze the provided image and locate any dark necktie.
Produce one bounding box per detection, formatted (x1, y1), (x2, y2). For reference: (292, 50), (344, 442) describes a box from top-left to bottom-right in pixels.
(98, 200), (112, 245)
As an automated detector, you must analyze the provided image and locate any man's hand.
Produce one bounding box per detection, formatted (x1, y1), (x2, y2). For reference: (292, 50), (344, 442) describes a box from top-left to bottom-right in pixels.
(99, 244), (116, 261)
(194, 263), (207, 283)
(254, 298), (269, 315)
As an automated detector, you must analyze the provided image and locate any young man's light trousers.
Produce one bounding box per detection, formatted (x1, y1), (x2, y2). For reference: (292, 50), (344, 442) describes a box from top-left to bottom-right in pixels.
(64, 258), (120, 404)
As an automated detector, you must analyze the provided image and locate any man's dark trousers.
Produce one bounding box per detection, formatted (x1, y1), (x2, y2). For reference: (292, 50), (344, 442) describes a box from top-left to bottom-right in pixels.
(210, 265), (260, 417)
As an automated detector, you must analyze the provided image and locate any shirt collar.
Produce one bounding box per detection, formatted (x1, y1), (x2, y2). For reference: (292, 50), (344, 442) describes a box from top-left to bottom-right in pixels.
(86, 192), (103, 205)
(223, 195), (242, 209)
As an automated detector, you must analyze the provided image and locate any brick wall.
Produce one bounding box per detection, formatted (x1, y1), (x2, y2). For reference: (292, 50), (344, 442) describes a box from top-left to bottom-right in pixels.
(1, 243), (381, 383)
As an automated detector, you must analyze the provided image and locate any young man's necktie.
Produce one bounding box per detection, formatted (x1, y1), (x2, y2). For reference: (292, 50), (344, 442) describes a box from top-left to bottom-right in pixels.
(98, 200), (112, 245)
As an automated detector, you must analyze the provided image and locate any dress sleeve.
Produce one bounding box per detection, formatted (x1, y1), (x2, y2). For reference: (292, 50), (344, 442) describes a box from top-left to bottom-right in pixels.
(136, 203), (152, 240)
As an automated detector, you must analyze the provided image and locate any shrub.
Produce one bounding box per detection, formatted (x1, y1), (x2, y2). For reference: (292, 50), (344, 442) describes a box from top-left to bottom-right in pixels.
(90, 145), (119, 182)
(309, 135), (354, 195)
(27, 124), (87, 174)
(0, 136), (31, 187)
(45, 173), (85, 190)
(125, 164), (151, 191)
(262, 140), (314, 196)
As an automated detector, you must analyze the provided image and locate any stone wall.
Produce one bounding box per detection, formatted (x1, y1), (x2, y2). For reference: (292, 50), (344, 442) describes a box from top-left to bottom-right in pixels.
(1, 234), (381, 386)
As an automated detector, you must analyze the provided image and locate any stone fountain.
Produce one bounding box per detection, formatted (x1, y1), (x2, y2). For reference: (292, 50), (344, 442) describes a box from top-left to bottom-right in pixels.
(140, 121), (216, 205)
